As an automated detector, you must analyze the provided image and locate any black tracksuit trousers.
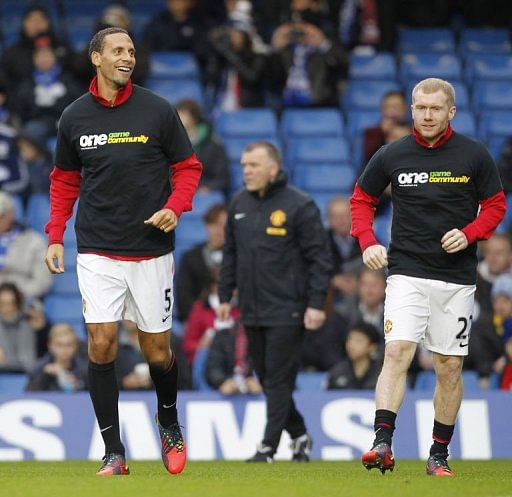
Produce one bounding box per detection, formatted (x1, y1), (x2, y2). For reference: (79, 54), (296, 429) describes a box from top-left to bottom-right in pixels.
(245, 325), (307, 451)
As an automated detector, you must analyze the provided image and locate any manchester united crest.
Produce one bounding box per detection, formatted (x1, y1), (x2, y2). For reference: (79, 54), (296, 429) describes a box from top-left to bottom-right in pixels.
(270, 209), (287, 227)
(384, 319), (393, 334)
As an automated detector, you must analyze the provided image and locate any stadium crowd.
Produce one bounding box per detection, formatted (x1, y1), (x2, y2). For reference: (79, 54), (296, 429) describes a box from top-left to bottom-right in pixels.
(0, 0), (511, 393)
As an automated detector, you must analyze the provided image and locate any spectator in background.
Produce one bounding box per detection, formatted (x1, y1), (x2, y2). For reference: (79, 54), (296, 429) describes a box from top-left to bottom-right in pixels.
(477, 234), (512, 315)
(0, 118), (29, 196)
(176, 100), (230, 195)
(143, 0), (208, 67)
(207, 20), (267, 112)
(327, 196), (362, 294)
(0, 79), (20, 129)
(327, 322), (382, 390)
(117, 320), (193, 391)
(72, 3), (150, 87)
(176, 203), (227, 321)
(470, 274), (512, 387)
(26, 323), (87, 391)
(0, 282), (36, 371)
(15, 37), (82, 139)
(363, 91), (408, 165)
(339, 267), (386, 333)
(17, 124), (52, 200)
(183, 272), (240, 364)
(206, 320), (262, 395)
(497, 137), (512, 196)
(0, 192), (52, 299)
(1, 5), (72, 95)
(116, 320), (153, 390)
(338, 0), (396, 51)
(269, 12), (346, 108)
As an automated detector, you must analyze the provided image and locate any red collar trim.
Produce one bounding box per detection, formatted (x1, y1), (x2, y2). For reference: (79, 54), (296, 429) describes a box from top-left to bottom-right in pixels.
(413, 123), (453, 149)
(88, 76), (133, 107)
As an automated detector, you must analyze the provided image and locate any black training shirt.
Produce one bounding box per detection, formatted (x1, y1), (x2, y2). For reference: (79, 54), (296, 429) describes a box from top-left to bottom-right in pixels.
(358, 132), (502, 285)
(55, 85), (193, 256)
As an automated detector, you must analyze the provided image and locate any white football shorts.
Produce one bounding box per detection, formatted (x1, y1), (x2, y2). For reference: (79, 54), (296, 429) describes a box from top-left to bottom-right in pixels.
(383, 274), (476, 356)
(76, 252), (174, 333)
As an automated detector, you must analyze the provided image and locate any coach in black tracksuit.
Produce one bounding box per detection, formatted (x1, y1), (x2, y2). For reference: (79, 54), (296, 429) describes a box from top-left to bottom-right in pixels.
(217, 141), (332, 463)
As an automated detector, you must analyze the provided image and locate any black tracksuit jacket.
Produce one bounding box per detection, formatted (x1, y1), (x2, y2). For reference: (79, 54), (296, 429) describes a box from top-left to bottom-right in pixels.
(219, 171), (333, 327)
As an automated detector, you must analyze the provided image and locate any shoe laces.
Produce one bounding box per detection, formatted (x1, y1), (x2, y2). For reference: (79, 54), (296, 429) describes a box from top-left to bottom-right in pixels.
(101, 453), (121, 467)
(431, 454), (450, 469)
(161, 423), (184, 454)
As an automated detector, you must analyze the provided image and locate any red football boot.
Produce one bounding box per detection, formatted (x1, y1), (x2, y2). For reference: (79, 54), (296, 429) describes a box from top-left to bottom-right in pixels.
(95, 453), (130, 476)
(361, 442), (395, 474)
(426, 454), (455, 477)
(156, 415), (187, 474)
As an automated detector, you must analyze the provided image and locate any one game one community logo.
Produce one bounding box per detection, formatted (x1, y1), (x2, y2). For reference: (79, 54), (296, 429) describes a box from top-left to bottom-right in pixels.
(79, 131), (149, 150)
(398, 170), (470, 187)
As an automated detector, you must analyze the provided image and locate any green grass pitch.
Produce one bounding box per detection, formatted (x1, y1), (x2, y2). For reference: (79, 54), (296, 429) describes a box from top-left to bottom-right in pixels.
(1, 461), (511, 497)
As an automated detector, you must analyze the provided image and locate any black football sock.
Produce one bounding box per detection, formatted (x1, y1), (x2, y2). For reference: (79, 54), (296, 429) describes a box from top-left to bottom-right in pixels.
(430, 420), (455, 456)
(88, 360), (125, 456)
(373, 409), (397, 447)
(150, 354), (178, 428)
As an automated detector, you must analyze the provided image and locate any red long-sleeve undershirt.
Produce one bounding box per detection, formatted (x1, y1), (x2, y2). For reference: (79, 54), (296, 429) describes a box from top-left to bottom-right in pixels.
(349, 182), (507, 252)
(45, 152), (202, 250)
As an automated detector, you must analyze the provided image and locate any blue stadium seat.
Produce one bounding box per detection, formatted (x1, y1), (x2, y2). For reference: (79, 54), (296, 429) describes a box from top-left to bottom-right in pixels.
(189, 190), (225, 218)
(406, 80), (470, 110)
(416, 370), (482, 391)
(294, 164), (356, 194)
(465, 54), (512, 83)
(462, 371), (481, 392)
(451, 110), (477, 138)
(286, 137), (351, 166)
(472, 81), (512, 113)
(150, 52), (199, 79)
(68, 28), (92, 50)
(348, 52), (397, 80)
(400, 53), (462, 83)
(44, 294), (86, 339)
(26, 194), (50, 233)
(346, 110), (381, 139)
(175, 217), (206, 244)
(488, 136), (508, 161)
(50, 270), (80, 296)
(216, 109), (278, 139)
(374, 212), (392, 247)
(11, 194), (24, 223)
(414, 371), (436, 391)
(280, 109), (344, 138)
(310, 192), (337, 220)
(399, 28), (455, 53)
(192, 347), (213, 391)
(295, 372), (326, 391)
(63, 245), (78, 269)
(146, 78), (204, 107)
(45, 295), (84, 324)
(460, 29), (512, 55)
(230, 161), (244, 193)
(479, 111), (512, 140)
(0, 373), (27, 394)
(223, 137), (282, 162)
(342, 81), (402, 111)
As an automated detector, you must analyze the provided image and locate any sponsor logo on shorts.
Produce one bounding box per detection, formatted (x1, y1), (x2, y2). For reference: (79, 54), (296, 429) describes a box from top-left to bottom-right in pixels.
(82, 298), (87, 314)
(384, 319), (393, 334)
(397, 171), (470, 187)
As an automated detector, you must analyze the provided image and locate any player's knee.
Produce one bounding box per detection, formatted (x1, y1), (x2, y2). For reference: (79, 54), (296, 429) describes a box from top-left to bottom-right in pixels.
(384, 341), (415, 370)
(436, 356), (463, 386)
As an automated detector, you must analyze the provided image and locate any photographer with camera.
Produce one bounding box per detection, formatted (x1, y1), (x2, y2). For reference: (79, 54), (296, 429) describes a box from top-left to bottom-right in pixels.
(269, 6), (346, 108)
(206, 19), (267, 112)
